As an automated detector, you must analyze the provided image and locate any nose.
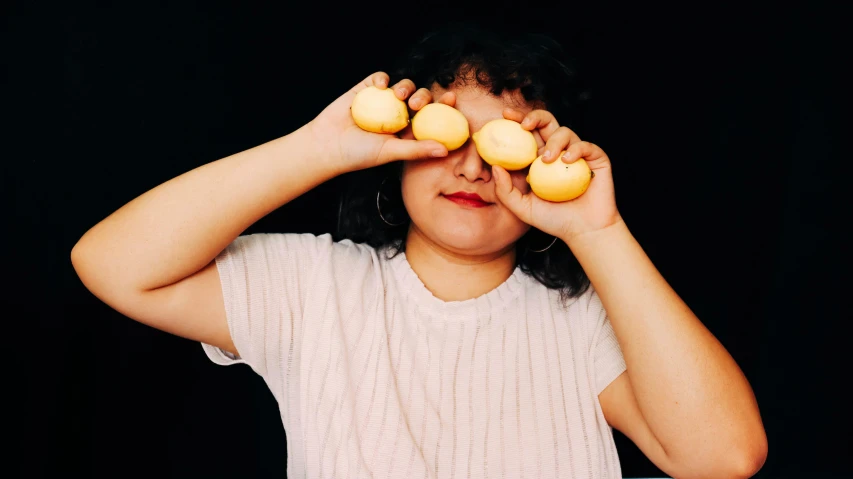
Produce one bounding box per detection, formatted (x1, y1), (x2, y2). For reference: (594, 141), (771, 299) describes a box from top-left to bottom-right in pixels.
(453, 141), (492, 183)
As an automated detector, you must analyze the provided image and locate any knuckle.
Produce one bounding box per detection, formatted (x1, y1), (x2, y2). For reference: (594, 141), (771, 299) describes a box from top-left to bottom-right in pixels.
(392, 79), (413, 91)
(410, 89), (434, 107)
(525, 110), (540, 119)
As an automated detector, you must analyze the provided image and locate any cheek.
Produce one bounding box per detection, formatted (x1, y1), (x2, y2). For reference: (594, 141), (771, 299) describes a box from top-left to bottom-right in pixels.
(400, 161), (438, 208)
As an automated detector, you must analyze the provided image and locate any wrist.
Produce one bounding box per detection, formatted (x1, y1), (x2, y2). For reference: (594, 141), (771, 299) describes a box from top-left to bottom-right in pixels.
(561, 214), (628, 250)
(291, 121), (347, 180)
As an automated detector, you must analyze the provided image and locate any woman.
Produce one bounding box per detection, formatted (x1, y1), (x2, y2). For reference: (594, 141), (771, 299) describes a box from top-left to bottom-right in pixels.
(71, 25), (767, 478)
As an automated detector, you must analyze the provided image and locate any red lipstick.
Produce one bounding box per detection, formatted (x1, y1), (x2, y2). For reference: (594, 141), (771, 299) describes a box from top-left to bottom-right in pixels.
(443, 191), (491, 208)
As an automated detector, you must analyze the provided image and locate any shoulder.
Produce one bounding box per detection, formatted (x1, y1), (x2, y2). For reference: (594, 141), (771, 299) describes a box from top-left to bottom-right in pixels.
(525, 278), (603, 335)
(522, 274), (595, 315)
(568, 284), (607, 333)
(224, 232), (378, 263)
(218, 232), (384, 288)
(221, 232), (389, 301)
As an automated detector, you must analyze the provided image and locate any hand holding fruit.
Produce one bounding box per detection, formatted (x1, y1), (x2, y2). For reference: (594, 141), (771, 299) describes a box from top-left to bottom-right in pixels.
(337, 72), (619, 239)
(351, 84), (470, 151)
(308, 72), (451, 175)
(347, 79), (594, 204)
(491, 108), (621, 242)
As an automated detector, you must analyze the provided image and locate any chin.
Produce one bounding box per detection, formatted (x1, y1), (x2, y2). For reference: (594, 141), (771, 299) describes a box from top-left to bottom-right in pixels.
(430, 219), (521, 255)
(405, 197), (529, 255)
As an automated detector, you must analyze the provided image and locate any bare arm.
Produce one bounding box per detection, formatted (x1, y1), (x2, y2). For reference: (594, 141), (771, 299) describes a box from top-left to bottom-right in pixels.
(570, 220), (768, 479)
(492, 106), (767, 478)
(71, 71), (449, 355)
(71, 124), (336, 353)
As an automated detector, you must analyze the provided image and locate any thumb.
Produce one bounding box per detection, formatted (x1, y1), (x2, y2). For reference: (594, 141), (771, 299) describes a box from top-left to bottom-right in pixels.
(493, 165), (533, 223)
(378, 138), (448, 163)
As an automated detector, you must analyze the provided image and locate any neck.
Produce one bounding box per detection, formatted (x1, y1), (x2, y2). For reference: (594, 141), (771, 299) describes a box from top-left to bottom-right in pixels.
(403, 226), (517, 302)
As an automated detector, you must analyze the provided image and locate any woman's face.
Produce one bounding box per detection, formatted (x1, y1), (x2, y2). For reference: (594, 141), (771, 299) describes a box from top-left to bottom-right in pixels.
(399, 83), (535, 256)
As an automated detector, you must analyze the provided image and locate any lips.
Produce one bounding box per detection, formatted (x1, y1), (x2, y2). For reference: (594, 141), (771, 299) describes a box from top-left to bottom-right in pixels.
(443, 191), (491, 208)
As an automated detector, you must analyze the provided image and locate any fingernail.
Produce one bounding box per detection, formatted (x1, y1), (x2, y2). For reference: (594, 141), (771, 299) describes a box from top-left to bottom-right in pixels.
(397, 88), (407, 97)
(431, 149), (447, 157)
(542, 151), (552, 160)
(562, 153), (572, 162)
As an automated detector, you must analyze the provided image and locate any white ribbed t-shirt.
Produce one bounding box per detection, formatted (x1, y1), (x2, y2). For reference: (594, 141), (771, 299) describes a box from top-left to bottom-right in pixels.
(202, 232), (627, 478)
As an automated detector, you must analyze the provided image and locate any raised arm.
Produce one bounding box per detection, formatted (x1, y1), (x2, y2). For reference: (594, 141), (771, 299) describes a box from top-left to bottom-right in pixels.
(493, 109), (768, 478)
(71, 72), (449, 354)
(70, 124), (338, 353)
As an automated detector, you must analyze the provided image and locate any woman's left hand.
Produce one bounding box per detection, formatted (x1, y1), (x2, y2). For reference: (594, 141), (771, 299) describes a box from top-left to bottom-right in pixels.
(493, 108), (623, 243)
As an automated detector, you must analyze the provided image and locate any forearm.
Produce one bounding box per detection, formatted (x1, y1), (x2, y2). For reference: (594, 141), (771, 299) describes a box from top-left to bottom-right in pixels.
(72, 123), (336, 292)
(564, 219), (766, 468)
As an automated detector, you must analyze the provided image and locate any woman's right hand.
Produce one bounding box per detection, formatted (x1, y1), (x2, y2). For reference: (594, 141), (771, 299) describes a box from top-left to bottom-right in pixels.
(308, 71), (456, 175)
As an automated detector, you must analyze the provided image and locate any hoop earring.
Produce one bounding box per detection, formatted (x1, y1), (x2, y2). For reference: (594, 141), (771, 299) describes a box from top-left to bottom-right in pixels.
(376, 176), (406, 227)
(528, 236), (557, 253)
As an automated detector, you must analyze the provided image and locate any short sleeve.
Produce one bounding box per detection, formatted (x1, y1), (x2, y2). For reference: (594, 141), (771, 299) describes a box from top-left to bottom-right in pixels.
(587, 288), (627, 395)
(200, 232), (335, 379)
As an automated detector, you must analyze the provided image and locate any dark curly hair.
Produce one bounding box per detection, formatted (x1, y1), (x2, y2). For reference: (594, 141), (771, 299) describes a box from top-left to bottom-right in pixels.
(333, 22), (592, 302)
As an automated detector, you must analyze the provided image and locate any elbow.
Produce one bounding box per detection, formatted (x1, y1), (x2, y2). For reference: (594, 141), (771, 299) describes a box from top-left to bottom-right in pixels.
(70, 238), (86, 276)
(671, 429), (768, 479)
(71, 234), (106, 293)
(71, 239), (96, 297)
(734, 413), (769, 478)
(720, 398), (769, 478)
(70, 236), (93, 281)
(732, 433), (768, 479)
(716, 429), (768, 479)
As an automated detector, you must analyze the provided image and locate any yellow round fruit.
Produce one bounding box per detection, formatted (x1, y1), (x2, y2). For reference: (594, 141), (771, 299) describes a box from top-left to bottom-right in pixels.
(471, 119), (538, 170)
(526, 151), (593, 202)
(350, 86), (410, 133)
(411, 103), (470, 151)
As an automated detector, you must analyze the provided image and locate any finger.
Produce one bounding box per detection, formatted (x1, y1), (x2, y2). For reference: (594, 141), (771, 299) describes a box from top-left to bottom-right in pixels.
(540, 126), (576, 164)
(408, 87), (433, 110)
(562, 141), (607, 165)
(437, 91), (456, 107)
(502, 108), (526, 123)
(504, 108), (544, 148)
(378, 138), (448, 163)
(492, 165), (534, 225)
(520, 110), (562, 141)
(391, 79), (417, 101)
(362, 71), (389, 90)
(533, 130), (545, 150)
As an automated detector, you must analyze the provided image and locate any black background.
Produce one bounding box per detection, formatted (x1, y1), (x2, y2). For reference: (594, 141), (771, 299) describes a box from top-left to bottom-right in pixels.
(7, 1), (849, 477)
